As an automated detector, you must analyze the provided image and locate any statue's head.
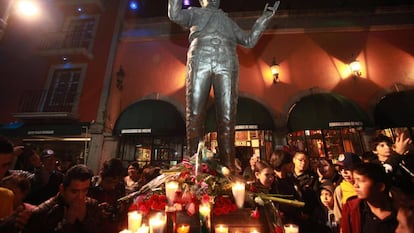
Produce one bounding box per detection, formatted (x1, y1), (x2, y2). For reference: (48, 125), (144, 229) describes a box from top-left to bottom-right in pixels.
(199, 0), (220, 9)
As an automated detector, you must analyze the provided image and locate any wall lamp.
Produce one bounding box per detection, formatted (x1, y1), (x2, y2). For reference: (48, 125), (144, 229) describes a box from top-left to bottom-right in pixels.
(116, 65), (125, 90)
(270, 57), (280, 84)
(349, 59), (362, 78)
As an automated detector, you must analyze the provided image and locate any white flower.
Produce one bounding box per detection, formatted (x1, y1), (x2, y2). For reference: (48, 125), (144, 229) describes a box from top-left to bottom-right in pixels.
(221, 166), (230, 176)
(254, 196), (265, 206)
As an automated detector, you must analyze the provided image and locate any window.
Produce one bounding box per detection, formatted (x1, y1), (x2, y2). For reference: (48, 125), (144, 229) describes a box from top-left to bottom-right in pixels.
(42, 64), (86, 113)
(63, 16), (98, 50)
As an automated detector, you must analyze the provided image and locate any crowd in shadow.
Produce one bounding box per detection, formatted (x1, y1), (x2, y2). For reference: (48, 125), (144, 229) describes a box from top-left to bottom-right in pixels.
(0, 132), (413, 233)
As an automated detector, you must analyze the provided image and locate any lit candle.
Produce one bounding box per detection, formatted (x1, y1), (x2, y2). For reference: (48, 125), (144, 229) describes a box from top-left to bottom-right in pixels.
(176, 224), (190, 233)
(214, 224), (229, 233)
(149, 213), (166, 233)
(165, 181), (179, 206)
(199, 204), (211, 232)
(137, 224), (149, 233)
(119, 230), (131, 233)
(232, 181), (245, 209)
(284, 224), (299, 233)
(199, 204), (211, 217)
(128, 211), (142, 232)
(250, 230), (260, 233)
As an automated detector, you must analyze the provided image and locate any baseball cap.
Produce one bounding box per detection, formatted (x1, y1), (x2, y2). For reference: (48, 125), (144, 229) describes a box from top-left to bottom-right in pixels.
(335, 152), (362, 170)
(320, 181), (334, 194)
(40, 149), (56, 159)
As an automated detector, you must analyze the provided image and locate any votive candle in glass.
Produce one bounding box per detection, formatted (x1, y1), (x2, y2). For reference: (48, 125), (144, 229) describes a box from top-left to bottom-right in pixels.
(137, 224), (149, 233)
(284, 224), (299, 233)
(149, 213), (166, 233)
(165, 181), (179, 206)
(199, 203), (211, 232)
(128, 211), (142, 232)
(214, 224), (229, 233)
(232, 181), (245, 209)
(176, 224), (190, 233)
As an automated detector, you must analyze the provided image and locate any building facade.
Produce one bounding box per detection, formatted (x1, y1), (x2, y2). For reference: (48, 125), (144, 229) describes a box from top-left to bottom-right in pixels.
(1, 0), (413, 172)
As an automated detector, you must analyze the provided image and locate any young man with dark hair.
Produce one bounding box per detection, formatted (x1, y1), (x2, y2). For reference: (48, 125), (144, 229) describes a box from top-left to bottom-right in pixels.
(24, 164), (102, 233)
(370, 133), (411, 172)
(341, 163), (397, 233)
(89, 158), (127, 233)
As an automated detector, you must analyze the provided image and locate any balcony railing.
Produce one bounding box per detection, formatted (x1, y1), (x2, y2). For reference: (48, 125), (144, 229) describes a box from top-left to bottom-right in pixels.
(14, 90), (77, 119)
(37, 31), (94, 59)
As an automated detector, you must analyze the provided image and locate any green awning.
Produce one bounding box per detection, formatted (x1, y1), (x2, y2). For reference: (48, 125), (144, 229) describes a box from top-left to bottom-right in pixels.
(113, 99), (185, 135)
(205, 97), (275, 132)
(287, 93), (372, 132)
(374, 90), (414, 128)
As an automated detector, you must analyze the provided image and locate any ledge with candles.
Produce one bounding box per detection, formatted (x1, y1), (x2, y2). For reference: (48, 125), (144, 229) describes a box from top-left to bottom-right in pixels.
(120, 142), (304, 233)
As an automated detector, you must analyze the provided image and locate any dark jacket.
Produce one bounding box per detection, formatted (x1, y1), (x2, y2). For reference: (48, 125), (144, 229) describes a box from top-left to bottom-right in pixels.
(23, 194), (102, 233)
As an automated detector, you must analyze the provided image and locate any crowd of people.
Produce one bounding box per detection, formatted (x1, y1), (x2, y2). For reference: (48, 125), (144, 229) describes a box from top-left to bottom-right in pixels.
(247, 133), (414, 233)
(0, 132), (413, 233)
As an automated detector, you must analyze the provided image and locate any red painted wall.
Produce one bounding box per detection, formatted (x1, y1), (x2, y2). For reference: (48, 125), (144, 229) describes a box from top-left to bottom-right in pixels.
(109, 28), (414, 127)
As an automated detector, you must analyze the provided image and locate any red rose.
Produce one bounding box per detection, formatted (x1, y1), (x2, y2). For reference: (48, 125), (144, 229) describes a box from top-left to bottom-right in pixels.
(128, 203), (138, 211)
(201, 194), (211, 204)
(275, 225), (284, 233)
(250, 208), (260, 219)
(138, 203), (150, 215)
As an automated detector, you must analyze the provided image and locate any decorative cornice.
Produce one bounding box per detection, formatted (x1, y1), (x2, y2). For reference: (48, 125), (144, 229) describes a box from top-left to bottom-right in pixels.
(121, 6), (414, 41)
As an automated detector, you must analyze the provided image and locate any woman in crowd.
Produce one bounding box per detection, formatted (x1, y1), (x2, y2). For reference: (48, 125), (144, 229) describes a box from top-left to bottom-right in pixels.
(317, 158), (342, 187)
(269, 150), (302, 226)
(243, 154), (260, 182)
(124, 162), (141, 195)
(252, 160), (275, 193)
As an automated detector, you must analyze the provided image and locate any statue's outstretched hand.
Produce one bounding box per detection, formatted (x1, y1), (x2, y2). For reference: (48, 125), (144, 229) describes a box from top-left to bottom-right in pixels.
(263, 1), (280, 18)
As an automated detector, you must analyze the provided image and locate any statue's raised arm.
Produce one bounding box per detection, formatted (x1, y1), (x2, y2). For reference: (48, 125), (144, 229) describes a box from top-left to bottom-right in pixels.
(265, 1), (280, 16)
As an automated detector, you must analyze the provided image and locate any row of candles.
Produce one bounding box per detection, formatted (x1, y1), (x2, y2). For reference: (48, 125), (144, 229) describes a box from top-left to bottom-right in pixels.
(121, 180), (299, 233)
(123, 210), (298, 233)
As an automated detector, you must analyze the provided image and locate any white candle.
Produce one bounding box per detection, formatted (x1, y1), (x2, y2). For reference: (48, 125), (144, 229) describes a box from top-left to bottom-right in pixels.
(119, 229), (131, 233)
(137, 224), (149, 233)
(199, 203), (211, 231)
(199, 204), (211, 217)
(284, 224), (299, 233)
(232, 182), (245, 209)
(250, 229), (260, 233)
(215, 224), (229, 233)
(149, 213), (166, 233)
(165, 181), (179, 206)
(128, 211), (142, 232)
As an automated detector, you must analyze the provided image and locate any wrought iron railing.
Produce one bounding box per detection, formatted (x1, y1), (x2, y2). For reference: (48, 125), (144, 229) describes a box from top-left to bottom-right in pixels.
(17, 90), (73, 113)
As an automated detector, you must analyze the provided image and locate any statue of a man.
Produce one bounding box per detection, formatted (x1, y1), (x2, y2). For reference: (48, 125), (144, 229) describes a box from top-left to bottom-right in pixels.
(168, 0), (278, 169)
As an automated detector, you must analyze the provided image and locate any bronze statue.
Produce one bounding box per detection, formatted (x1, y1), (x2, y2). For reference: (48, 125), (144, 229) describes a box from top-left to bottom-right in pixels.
(168, 0), (279, 170)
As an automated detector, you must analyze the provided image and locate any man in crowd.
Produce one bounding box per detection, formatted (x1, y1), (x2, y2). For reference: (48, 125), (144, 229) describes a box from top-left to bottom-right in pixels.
(26, 148), (64, 205)
(24, 164), (102, 233)
(341, 163), (397, 233)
